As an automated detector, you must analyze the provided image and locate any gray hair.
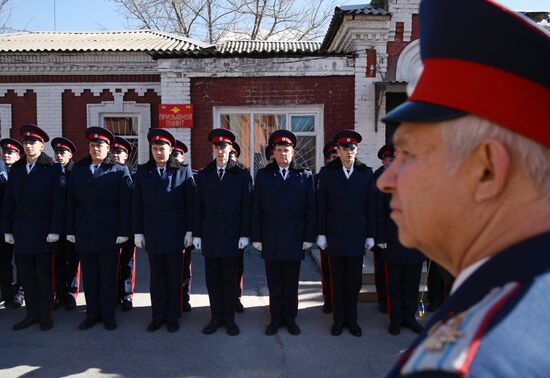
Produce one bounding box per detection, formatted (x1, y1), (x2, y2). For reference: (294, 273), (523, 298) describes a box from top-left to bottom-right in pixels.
(440, 115), (550, 198)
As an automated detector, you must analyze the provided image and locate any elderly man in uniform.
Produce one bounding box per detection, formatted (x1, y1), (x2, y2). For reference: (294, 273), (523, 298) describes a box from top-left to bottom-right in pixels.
(2, 125), (65, 331)
(0, 138), (23, 308)
(373, 144), (425, 335)
(380, 0), (550, 376)
(172, 139), (194, 313)
(252, 130), (315, 336)
(229, 141), (246, 314)
(133, 129), (194, 332)
(66, 127), (132, 331)
(51, 137), (80, 311)
(111, 136), (136, 311)
(193, 129), (252, 336)
(317, 129), (375, 337)
(317, 141), (338, 314)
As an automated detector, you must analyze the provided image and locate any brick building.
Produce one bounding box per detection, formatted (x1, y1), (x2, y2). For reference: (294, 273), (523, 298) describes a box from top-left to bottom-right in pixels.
(0, 2), (425, 171)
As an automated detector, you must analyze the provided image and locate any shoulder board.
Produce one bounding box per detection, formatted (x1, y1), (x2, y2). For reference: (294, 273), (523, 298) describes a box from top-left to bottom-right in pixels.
(401, 282), (523, 376)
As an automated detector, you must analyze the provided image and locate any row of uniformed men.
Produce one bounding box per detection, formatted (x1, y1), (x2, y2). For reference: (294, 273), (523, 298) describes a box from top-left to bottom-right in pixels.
(0, 123), (427, 337)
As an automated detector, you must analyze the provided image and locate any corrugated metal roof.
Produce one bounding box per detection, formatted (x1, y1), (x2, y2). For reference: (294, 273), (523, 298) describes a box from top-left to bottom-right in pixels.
(216, 40), (322, 55)
(321, 4), (390, 51)
(0, 30), (212, 53)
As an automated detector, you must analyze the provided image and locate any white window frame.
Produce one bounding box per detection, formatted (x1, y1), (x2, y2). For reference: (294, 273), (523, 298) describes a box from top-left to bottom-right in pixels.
(213, 105), (324, 176)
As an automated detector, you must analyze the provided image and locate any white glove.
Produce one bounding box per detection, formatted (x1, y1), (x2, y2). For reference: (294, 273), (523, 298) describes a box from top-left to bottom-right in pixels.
(377, 243), (387, 249)
(316, 235), (327, 250)
(193, 237), (202, 250)
(184, 231), (193, 248)
(365, 238), (375, 251)
(116, 236), (129, 244)
(302, 242), (313, 250)
(4, 233), (14, 245)
(46, 233), (59, 243)
(253, 242), (262, 251)
(238, 237), (249, 249)
(134, 234), (146, 248)
(66, 235), (76, 243)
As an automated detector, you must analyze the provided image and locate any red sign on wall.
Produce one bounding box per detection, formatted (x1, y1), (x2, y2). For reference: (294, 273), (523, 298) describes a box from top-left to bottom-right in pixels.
(159, 104), (193, 128)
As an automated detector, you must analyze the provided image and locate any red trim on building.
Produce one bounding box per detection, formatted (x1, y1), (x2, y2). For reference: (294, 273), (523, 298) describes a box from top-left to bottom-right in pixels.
(386, 14), (420, 78)
(0, 75), (160, 83)
(0, 90), (37, 138)
(124, 89), (161, 130)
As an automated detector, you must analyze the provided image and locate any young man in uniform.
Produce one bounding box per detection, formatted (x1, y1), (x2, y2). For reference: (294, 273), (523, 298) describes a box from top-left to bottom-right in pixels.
(193, 129), (252, 336)
(51, 137), (80, 311)
(252, 129), (315, 336)
(2, 124), (65, 331)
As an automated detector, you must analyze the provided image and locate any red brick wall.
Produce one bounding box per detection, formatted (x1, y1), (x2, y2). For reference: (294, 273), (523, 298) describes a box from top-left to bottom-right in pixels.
(0, 90), (37, 138)
(190, 76), (355, 169)
(124, 89), (161, 130)
(0, 75), (160, 83)
(386, 14), (420, 80)
(62, 89), (114, 160)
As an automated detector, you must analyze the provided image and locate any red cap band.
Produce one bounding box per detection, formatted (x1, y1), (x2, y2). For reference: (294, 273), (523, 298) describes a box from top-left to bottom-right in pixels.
(152, 135), (172, 146)
(5, 143), (18, 151)
(90, 134), (111, 144)
(113, 143), (128, 152)
(24, 132), (44, 142)
(272, 136), (293, 145)
(55, 143), (71, 151)
(410, 58), (550, 149)
(213, 136), (232, 143)
(337, 137), (358, 144)
(174, 147), (184, 153)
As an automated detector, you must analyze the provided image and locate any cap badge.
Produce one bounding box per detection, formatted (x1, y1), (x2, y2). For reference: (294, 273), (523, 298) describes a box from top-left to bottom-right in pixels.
(347, 138), (351, 142)
(26, 132), (31, 136)
(94, 134), (98, 139)
(219, 137), (223, 141)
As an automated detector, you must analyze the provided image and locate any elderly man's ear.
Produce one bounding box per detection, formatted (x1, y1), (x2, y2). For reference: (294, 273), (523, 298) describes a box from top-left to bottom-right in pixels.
(470, 139), (511, 203)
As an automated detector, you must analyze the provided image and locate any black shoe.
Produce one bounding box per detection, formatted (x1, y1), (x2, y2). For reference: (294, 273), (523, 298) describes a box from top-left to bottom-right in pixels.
(226, 321), (240, 336)
(182, 302), (192, 313)
(347, 322), (362, 337)
(322, 303), (332, 314)
(40, 317), (54, 331)
(78, 317), (99, 330)
(104, 320), (117, 330)
(287, 322), (301, 335)
(54, 298), (64, 309)
(388, 323), (401, 335)
(147, 320), (164, 332)
(202, 319), (223, 335)
(121, 299), (133, 312)
(403, 319), (424, 334)
(12, 317), (38, 331)
(265, 321), (281, 336)
(331, 322), (344, 336)
(167, 321), (179, 333)
(65, 295), (77, 311)
(378, 302), (388, 314)
(235, 299), (245, 313)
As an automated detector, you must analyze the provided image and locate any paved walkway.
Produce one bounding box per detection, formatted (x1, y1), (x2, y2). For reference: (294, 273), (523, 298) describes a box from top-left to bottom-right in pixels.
(0, 248), (429, 377)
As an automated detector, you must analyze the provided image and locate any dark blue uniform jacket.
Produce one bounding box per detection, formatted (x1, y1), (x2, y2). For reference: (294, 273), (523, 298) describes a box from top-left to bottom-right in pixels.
(2, 153), (65, 254)
(132, 157), (195, 254)
(0, 161), (7, 234)
(252, 161), (316, 261)
(66, 155), (132, 254)
(316, 157), (375, 257)
(193, 159), (252, 258)
(373, 166), (425, 264)
(386, 232), (550, 377)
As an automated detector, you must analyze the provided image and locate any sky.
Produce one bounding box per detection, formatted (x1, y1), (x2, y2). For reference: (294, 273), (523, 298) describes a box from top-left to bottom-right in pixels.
(2, 0), (549, 33)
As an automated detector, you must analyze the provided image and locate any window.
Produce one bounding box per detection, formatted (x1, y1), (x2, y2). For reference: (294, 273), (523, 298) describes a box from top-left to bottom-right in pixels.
(215, 106), (323, 177)
(104, 116), (139, 170)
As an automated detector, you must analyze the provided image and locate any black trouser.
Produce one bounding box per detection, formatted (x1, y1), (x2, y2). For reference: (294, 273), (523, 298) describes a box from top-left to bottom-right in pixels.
(182, 246), (193, 304)
(329, 254), (363, 325)
(236, 249), (244, 298)
(148, 252), (183, 323)
(320, 249), (331, 306)
(80, 251), (118, 323)
(54, 239), (80, 301)
(204, 256), (238, 323)
(371, 248), (387, 306)
(118, 240), (135, 301)
(16, 253), (53, 321)
(427, 260), (452, 308)
(386, 261), (423, 326)
(0, 240), (15, 301)
(265, 260), (301, 324)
